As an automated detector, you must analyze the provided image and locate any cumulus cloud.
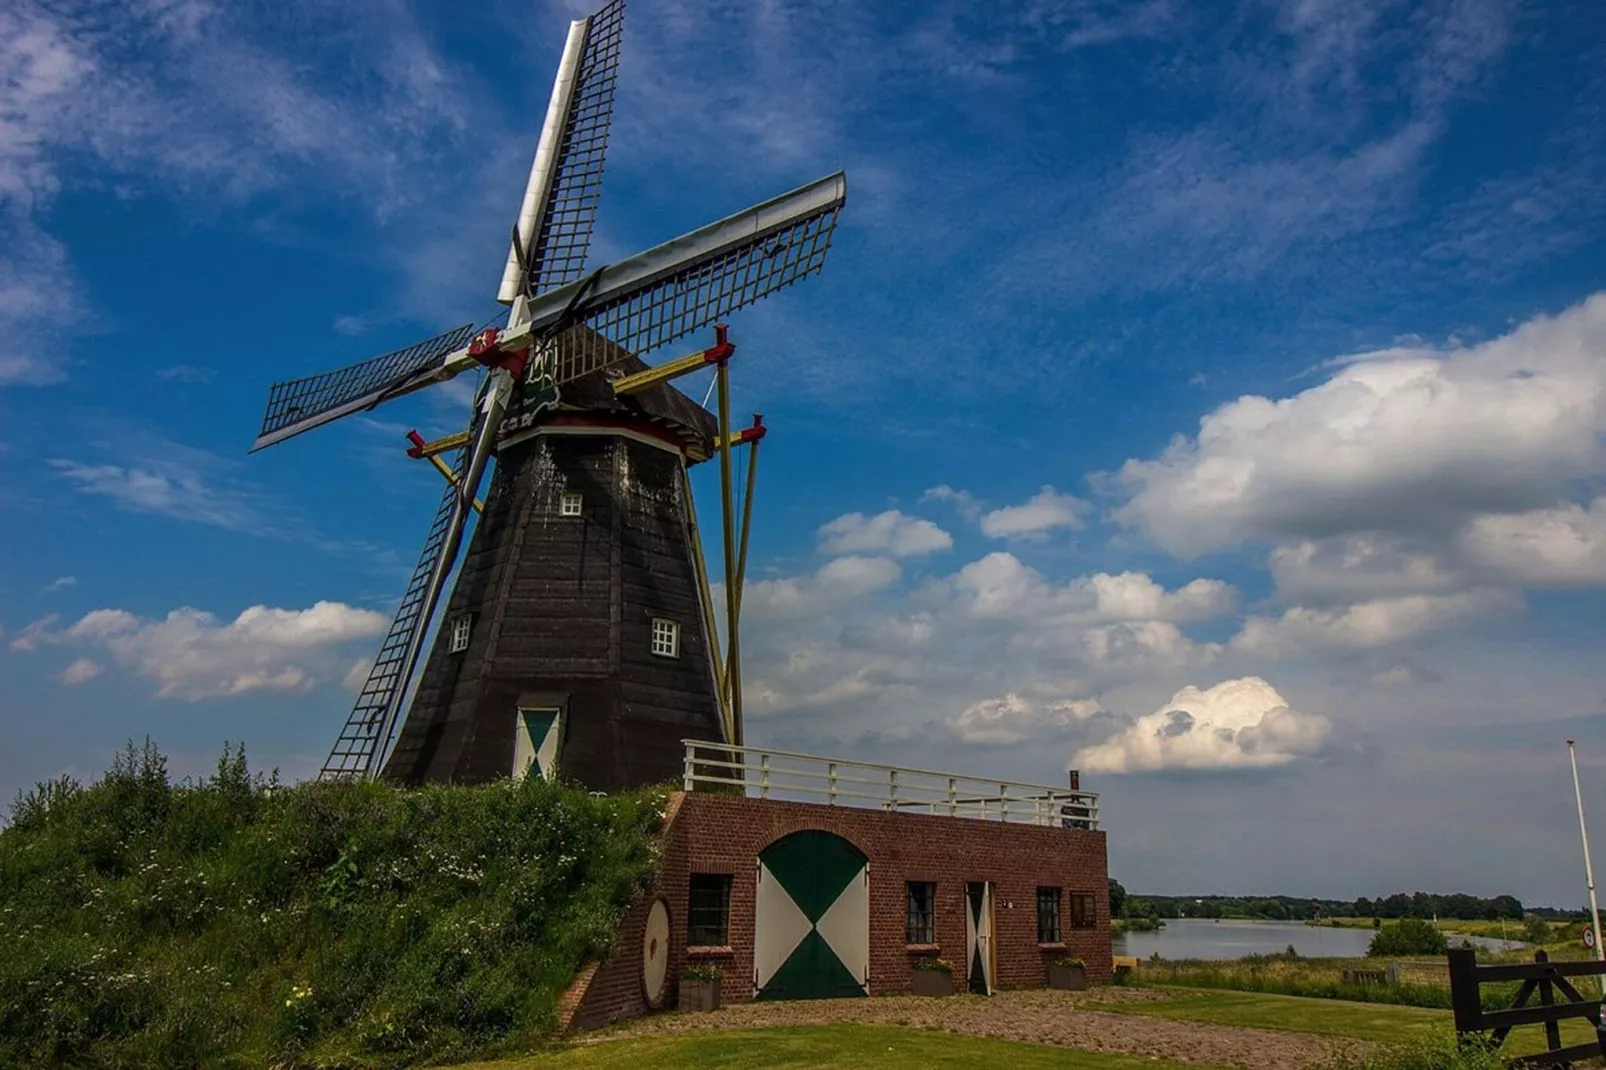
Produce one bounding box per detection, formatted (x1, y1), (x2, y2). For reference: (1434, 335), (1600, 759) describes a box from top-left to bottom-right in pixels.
(981, 486), (1089, 539)
(58, 657), (100, 685)
(946, 553), (1234, 625)
(1458, 497), (1606, 586)
(11, 600), (388, 700)
(1113, 294), (1606, 557)
(1074, 677), (1330, 773)
(1269, 535), (1465, 604)
(1232, 589), (1520, 658)
(817, 510), (952, 558)
(951, 693), (1106, 745)
(741, 556), (902, 619)
(922, 484), (983, 521)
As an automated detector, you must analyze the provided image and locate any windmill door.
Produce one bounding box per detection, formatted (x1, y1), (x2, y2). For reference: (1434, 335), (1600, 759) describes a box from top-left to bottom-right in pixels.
(965, 881), (996, 995)
(753, 830), (869, 1000)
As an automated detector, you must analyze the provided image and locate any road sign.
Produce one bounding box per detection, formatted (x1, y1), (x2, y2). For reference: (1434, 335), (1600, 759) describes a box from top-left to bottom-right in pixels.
(1586, 927), (1596, 949)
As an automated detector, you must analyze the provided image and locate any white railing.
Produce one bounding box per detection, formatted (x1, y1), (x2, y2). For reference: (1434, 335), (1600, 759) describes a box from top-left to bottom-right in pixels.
(681, 740), (1099, 830)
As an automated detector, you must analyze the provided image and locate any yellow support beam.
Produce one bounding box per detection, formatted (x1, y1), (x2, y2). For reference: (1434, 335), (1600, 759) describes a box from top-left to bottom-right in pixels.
(409, 429), (472, 457)
(612, 349), (710, 395)
(612, 324), (733, 396)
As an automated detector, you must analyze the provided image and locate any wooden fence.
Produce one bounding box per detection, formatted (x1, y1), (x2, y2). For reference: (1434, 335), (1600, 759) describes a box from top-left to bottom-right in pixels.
(1448, 948), (1606, 1067)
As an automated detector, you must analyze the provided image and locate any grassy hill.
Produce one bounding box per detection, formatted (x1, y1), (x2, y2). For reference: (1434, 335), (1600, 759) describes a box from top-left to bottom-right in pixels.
(0, 742), (668, 1069)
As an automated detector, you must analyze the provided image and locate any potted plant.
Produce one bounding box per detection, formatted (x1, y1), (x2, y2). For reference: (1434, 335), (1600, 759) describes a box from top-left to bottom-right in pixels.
(1048, 955), (1087, 991)
(911, 957), (954, 996)
(678, 962), (723, 1011)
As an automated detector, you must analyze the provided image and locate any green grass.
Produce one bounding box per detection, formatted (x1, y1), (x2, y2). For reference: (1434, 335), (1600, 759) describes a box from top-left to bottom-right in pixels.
(1105, 988), (1598, 1059)
(0, 741), (670, 1068)
(451, 1024), (1216, 1070)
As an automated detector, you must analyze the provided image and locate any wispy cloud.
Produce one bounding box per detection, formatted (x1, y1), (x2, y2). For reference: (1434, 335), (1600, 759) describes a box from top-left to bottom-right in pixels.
(154, 365), (215, 383)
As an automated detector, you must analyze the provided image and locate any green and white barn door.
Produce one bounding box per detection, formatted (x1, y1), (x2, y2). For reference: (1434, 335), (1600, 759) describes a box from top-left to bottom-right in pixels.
(513, 707), (561, 781)
(965, 881), (995, 995)
(754, 830), (869, 1000)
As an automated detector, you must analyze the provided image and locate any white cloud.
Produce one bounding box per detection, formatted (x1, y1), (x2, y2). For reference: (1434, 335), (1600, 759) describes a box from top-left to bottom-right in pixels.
(817, 510), (952, 558)
(154, 365), (216, 383)
(52, 458), (265, 532)
(946, 552), (1234, 625)
(1232, 589), (1520, 658)
(1113, 294), (1606, 556)
(922, 484), (983, 521)
(1074, 677), (1330, 773)
(741, 556), (901, 619)
(980, 486), (1089, 539)
(12, 600), (388, 700)
(40, 575), (76, 593)
(951, 693), (1105, 745)
(1075, 620), (1217, 673)
(1269, 535), (1466, 604)
(342, 657), (375, 692)
(58, 658), (100, 685)
(333, 314), (370, 336)
(1372, 666), (1415, 686)
(1458, 498), (1606, 586)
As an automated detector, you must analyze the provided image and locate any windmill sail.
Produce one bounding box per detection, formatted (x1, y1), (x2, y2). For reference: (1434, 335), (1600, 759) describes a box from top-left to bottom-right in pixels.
(252, 323), (478, 452)
(532, 170), (846, 385)
(499, 0), (626, 302)
(318, 447), (469, 780)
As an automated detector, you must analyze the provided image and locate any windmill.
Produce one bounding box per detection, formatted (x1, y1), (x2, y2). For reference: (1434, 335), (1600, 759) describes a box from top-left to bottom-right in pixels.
(249, 0), (845, 791)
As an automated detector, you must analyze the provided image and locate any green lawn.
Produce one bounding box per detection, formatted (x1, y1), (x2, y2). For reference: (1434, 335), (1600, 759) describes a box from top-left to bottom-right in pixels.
(451, 1024), (1213, 1070)
(1104, 989), (1598, 1059)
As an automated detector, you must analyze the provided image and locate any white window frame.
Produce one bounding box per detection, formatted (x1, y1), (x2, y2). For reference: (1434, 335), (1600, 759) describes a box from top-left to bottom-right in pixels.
(650, 617), (680, 659)
(449, 614), (472, 653)
(560, 491), (583, 517)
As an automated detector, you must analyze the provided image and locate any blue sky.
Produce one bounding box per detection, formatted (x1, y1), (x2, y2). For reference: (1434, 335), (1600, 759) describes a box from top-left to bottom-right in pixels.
(4, 0), (1606, 904)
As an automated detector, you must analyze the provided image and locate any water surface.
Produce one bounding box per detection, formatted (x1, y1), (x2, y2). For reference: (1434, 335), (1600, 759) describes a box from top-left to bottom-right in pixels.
(1113, 917), (1527, 960)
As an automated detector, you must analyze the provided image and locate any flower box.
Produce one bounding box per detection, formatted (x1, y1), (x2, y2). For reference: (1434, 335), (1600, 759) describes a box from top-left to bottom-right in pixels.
(1048, 961), (1087, 991)
(678, 965), (723, 1011)
(911, 969), (953, 996)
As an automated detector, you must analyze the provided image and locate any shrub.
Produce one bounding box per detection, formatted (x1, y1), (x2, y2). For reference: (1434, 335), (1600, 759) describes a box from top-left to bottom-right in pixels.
(1051, 956), (1085, 969)
(1326, 1030), (1505, 1070)
(0, 741), (669, 1068)
(1369, 918), (1449, 957)
(680, 963), (722, 982)
(913, 957), (954, 973)
(1522, 916), (1551, 945)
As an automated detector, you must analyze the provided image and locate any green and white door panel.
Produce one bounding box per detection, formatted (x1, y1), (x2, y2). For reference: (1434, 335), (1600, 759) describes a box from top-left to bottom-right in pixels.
(965, 881), (995, 995)
(753, 830), (869, 1000)
(514, 707), (562, 781)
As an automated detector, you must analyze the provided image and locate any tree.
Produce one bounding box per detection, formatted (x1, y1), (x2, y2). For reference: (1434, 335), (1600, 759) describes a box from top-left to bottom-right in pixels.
(1523, 916), (1551, 946)
(1108, 878), (1127, 920)
(1368, 917), (1449, 957)
(1354, 896), (1375, 918)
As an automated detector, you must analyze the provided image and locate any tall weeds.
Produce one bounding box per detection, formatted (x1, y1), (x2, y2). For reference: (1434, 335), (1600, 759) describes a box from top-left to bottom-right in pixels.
(0, 741), (668, 1068)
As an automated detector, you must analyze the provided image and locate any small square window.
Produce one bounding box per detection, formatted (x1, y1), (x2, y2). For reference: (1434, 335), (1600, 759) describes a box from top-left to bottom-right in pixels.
(651, 618), (679, 658)
(560, 491), (583, 517)
(449, 614), (472, 654)
(1038, 887), (1062, 943)
(1069, 892), (1097, 930)
(906, 881), (935, 944)
(688, 873), (731, 945)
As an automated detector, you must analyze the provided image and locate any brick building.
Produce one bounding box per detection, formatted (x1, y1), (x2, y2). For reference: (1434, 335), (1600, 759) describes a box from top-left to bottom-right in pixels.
(560, 744), (1110, 1030)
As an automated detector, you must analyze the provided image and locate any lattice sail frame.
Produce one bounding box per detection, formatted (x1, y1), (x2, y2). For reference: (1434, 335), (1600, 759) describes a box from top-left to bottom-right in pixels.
(526, 0), (623, 296)
(254, 323), (477, 450)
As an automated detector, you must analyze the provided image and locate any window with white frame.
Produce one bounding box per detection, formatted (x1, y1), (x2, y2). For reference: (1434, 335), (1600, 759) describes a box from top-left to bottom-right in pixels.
(650, 618), (679, 658)
(450, 614), (472, 653)
(560, 491), (583, 517)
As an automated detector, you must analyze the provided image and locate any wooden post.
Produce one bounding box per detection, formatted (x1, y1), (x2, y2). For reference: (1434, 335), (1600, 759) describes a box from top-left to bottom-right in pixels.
(715, 357), (743, 748)
(1447, 948), (1484, 1036)
(725, 426), (760, 739)
(680, 464), (729, 742)
(1538, 950), (1562, 1054)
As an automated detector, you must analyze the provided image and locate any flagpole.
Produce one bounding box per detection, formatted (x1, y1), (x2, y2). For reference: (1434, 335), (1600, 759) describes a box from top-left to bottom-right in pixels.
(1566, 739), (1606, 995)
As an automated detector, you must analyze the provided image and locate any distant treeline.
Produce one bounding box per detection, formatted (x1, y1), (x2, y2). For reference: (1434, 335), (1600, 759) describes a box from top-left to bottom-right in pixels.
(1111, 881), (1548, 921)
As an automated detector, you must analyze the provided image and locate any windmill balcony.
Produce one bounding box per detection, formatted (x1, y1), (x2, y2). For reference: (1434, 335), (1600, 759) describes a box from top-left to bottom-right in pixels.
(680, 740), (1099, 830)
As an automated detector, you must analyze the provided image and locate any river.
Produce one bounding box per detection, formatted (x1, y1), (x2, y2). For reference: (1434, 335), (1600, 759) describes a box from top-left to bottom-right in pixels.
(1112, 917), (1529, 960)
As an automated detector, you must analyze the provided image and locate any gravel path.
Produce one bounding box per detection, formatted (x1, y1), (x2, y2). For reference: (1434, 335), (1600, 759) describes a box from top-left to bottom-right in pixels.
(586, 988), (1361, 1069)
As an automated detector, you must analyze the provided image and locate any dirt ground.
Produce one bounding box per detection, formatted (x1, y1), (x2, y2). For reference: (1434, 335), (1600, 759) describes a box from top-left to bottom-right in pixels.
(585, 987), (1361, 1069)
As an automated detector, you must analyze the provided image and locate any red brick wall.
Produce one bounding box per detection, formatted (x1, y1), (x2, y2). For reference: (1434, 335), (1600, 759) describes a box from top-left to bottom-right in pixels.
(561, 791), (1110, 1030)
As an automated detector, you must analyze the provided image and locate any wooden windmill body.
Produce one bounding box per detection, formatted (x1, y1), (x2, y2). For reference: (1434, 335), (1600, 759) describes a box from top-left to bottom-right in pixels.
(248, 0), (844, 790)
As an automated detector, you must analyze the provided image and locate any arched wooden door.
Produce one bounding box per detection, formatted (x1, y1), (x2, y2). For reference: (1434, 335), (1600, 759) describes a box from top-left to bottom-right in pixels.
(753, 830), (869, 1000)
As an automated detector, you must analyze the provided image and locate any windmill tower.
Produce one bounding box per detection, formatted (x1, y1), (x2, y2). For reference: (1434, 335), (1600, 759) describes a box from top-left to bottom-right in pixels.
(249, 0), (845, 791)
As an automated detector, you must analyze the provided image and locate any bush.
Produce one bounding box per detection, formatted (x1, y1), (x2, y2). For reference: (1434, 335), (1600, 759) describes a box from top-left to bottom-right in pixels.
(1369, 918), (1449, 957)
(1326, 1030), (1505, 1070)
(1522, 916), (1551, 945)
(0, 741), (669, 1068)
(679, 963), (722, 982)
(913, 957), (954, 973)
